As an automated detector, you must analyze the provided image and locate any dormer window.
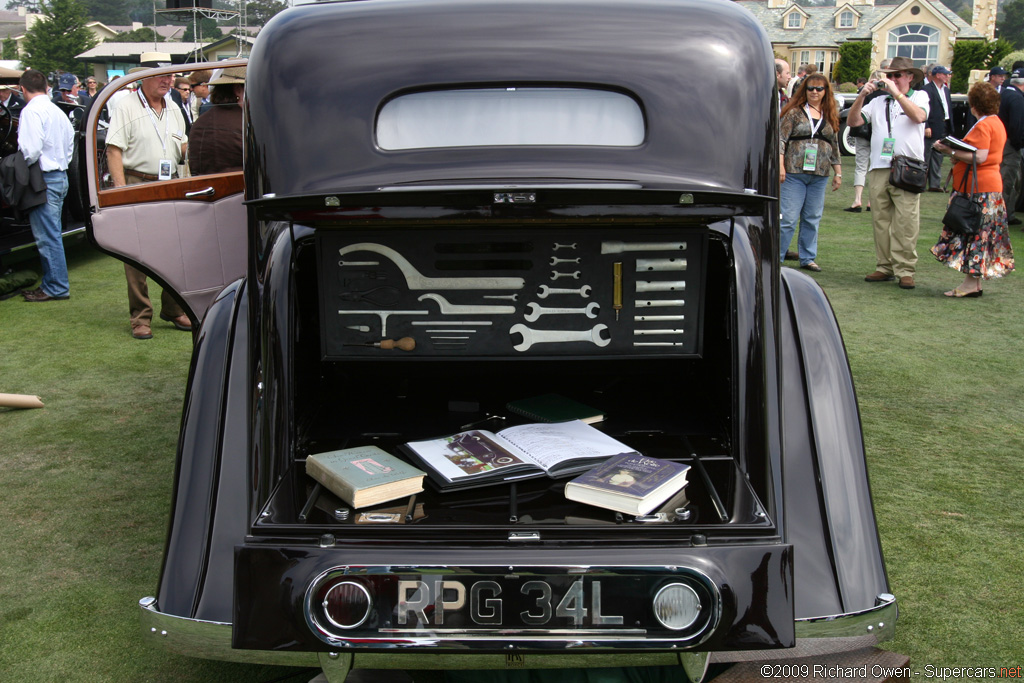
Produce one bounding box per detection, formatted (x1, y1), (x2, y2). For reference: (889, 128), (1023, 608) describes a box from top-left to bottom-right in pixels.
(786, 11), (802, 28)
(839, 10), (854, 27)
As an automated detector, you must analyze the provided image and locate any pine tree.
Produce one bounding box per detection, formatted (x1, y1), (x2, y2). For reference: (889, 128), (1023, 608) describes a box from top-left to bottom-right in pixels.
(21, 0), (98, 75)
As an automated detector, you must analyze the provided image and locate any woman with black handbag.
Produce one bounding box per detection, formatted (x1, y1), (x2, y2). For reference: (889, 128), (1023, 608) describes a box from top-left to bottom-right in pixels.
(931, 82), (1015, 298)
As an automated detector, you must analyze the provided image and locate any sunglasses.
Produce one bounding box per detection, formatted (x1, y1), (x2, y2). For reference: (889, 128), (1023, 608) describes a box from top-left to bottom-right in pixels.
(889, 72), (905, 79)
(806, 85), (826, 92)
(176, 86), (191, 92)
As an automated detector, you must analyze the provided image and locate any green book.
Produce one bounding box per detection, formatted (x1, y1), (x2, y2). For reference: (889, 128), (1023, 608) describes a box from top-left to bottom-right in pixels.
(506, 393), (605, 424)
(305, 445), (425, 509)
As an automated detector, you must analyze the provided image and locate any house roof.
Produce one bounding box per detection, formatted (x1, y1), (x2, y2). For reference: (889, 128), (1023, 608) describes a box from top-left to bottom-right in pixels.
(735, 0), (983, 48)
(76, 41), (205, 63)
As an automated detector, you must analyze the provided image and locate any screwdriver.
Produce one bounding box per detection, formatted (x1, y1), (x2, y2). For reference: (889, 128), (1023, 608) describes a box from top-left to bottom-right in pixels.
(613, 262), (623, 321)
(346, 337), (416, 351)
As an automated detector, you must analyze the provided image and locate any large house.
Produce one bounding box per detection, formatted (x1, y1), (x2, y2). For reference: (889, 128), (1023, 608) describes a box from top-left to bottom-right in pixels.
(735, 0), (988, 80)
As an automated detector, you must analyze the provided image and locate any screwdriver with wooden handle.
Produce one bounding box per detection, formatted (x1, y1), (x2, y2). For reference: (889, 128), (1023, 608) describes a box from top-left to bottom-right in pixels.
(345, 337), (416, 351)
(613, 262), (623, 321)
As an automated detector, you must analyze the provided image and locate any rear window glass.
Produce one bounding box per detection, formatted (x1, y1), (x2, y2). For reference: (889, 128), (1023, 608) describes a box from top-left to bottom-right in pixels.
(376, 88), (645, 150)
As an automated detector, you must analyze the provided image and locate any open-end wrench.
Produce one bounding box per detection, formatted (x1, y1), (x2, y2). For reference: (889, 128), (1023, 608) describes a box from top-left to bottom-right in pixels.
(523, 301), (600, 322)
(552, 242), (577, 250)
(537, 284), (592, 299)
(550, 270), (581, 281)
(418, 293), (515, 315)
(550, 256), (581, 265)
(338, 243), (524, 290)
(510, 323), (610, 352)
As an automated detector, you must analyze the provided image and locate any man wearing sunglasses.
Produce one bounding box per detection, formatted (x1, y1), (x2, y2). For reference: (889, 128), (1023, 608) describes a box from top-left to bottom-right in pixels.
(847, 56), (929, 290)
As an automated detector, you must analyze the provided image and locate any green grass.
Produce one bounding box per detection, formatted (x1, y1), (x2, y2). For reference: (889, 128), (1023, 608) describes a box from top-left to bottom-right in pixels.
(0, 157), (1021, 680)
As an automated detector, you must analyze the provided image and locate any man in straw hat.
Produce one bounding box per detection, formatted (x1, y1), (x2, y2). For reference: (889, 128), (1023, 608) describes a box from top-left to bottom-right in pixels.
(846, 56), (929, 290)
(105, 54), (192, 338)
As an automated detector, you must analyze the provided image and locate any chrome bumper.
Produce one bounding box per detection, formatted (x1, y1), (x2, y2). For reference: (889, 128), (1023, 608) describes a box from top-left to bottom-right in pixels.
(139, 592), (896, 668)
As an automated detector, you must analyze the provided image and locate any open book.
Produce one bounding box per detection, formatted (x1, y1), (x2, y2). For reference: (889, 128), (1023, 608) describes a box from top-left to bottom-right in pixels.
(401, 420), (638, 492)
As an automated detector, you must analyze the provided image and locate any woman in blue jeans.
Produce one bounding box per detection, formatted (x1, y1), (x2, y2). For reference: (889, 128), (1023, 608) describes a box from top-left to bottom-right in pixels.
(779, 74), (843, 272)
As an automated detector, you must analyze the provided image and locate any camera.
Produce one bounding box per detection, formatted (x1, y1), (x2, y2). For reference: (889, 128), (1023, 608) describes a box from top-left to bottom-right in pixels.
(874, 80), (886, 88)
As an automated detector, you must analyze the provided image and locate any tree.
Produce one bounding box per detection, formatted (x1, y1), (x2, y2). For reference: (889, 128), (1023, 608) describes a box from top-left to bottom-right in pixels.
(83, 0), (130, 24)
(107, 26), (164, 42)
(999, 0), (1024, 50)
(833, 41), (872, 85)
(183, 17), (222, 42)
(20, 0), (98, 75)
(950, 38), (1014, 93)
(2, 37), (17, 60)
(246, 0), (285, 26)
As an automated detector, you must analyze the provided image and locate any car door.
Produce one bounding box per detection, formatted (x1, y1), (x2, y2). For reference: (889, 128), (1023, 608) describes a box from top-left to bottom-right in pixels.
(85, 59), (248, 324)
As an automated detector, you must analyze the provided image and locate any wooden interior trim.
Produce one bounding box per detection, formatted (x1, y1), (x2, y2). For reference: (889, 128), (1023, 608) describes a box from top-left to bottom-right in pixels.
(97, 172), (245, 208)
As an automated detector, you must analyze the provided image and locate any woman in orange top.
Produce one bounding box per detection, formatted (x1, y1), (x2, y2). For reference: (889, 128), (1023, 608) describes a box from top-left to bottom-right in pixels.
(931, 82), (1014, 297)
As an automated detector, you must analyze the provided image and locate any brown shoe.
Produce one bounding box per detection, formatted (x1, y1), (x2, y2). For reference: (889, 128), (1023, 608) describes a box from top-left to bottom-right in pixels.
(23, 288), (69, 302)
(864, 271), (895, 282)
(132, 325), (153, 340)
(160, 312), (193, 331)
(898, 276), (916, 289)
(784, 250), (799, 261)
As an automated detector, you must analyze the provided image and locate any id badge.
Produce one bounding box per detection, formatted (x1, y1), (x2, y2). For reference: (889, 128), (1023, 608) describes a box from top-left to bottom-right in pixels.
(158, 159), (173, 181)
(880, 138), (895, 160)
(802, 146), (818, 172)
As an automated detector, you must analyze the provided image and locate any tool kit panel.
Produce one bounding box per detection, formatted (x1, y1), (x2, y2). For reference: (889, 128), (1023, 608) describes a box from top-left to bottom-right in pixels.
(316, 228), (707, 359)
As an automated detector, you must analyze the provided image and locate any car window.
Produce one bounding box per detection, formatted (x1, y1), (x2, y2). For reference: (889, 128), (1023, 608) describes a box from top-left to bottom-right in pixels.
(96, 67), (243, 191)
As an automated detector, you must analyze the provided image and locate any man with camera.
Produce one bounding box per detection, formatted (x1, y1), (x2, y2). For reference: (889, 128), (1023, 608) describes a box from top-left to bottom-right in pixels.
(846, 56), (929, 290)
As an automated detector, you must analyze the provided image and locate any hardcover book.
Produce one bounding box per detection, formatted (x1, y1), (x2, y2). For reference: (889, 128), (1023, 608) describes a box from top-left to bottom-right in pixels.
(941, 135), (977, 154)
(564, 453), (690, 516)
(305, 445), (425, 509)
(401, 420), (638, 492)
(506, 393), (605, 424)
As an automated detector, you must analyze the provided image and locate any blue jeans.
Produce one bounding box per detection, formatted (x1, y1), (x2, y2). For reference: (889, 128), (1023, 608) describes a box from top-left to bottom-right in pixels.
(28, 170), (70, 297)
(780, 172), (827, 266)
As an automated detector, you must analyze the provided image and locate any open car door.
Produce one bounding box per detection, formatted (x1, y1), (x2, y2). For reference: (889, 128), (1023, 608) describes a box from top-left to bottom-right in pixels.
(84, 59), (247, 325)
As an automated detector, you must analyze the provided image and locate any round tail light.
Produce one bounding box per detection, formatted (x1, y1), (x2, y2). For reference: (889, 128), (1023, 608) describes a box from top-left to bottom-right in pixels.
(652, 582), (701, 630)
(322, 581), (372, 629)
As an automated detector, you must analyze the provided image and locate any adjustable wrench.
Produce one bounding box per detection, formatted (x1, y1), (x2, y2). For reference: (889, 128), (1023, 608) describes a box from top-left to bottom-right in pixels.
(510, 324), (610, 352)
(523, 302), (600, 322)
(537, 284), (592, 299)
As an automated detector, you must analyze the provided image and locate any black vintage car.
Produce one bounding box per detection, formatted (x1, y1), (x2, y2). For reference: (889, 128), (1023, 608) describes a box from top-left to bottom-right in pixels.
(84, 0), (896, 679)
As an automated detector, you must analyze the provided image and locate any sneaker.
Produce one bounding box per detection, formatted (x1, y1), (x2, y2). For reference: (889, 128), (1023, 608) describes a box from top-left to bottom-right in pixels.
(864, 271), (894, 282)
(898, 276), (916, 289)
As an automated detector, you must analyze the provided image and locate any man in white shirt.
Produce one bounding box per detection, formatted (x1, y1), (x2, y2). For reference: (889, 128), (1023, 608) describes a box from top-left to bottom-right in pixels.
(847, 56), (929, 290)
(17, 69), (75, 302)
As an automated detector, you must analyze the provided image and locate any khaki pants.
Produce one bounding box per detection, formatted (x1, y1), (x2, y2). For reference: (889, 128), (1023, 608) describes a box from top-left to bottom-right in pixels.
(867, 168), (921, 278)
(123, 173), (184, 329)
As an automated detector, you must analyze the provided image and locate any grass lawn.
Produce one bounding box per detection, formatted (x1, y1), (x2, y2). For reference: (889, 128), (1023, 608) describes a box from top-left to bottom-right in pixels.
(0, 154), (1021, 680)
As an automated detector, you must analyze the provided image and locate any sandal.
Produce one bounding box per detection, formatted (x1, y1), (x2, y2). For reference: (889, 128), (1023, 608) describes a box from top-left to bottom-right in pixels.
(800, 262), (822, 272)
(944, 287), (983, 298)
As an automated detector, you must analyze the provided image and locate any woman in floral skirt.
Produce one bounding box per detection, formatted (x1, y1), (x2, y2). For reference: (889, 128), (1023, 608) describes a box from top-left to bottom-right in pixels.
(931, 82), (1014, 297)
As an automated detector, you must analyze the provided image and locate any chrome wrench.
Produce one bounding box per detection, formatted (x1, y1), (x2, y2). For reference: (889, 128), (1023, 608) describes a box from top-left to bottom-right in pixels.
(549, 256), (581, 265)
(523, 302), (600, 322)
(418, 293), (515, 315)
(338, 243), (523, 290)
(550, 270), (581, 281)
(636, 258), (687, 272)
(636, 280), (686, 292)
(510, 324), (610, 352)
(601, 241), (686, 254)
(635, 299), (686, 307)
(537, 284), (592, 299)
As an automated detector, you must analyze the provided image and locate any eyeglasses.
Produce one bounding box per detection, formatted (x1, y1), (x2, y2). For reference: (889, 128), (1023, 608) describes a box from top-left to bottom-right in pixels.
(806, 86), (826, 92)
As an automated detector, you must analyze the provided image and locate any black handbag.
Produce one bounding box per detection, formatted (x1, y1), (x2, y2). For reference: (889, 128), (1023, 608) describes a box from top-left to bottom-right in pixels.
(889, 155), (928, 193)
(942, 152), (982, 236)
(884, 94), (927, 193)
